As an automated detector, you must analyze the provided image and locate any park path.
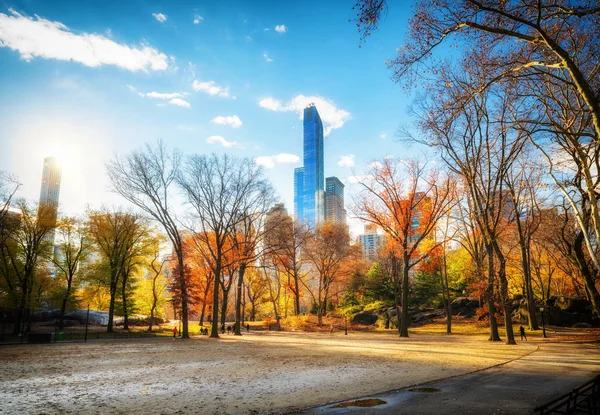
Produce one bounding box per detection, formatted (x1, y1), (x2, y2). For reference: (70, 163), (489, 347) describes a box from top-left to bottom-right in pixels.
(298, 336), (600, 415)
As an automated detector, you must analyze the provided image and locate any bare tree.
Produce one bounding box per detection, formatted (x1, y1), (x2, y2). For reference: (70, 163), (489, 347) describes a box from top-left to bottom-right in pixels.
(263, 205), (310, 316)
(178, 154), (268, 338)
(106, 140), (191, 337)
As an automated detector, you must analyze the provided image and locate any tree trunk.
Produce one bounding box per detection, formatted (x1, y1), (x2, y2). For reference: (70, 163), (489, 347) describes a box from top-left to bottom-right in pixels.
(294, 270), (301, 316)
(58, 278), (73, 330)
(148, 272), (158, 332)
(234, 263), (246, 335)
(515, 215), (538, 330)
(573, 233), (600, 318)
(493, 241), (516, 345)
(486, 243), (501, 341)
(107, 271), (118, 333)
(121, 271), (129, 331)
(210, 260), (221, 338)
(400, 257), (410, 338)
(176, 249), (189, 339)
(220, 286), (228, 330)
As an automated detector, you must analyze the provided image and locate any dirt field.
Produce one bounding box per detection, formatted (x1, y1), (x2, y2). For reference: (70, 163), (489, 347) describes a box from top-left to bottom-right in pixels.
(0, 329), (545, 415)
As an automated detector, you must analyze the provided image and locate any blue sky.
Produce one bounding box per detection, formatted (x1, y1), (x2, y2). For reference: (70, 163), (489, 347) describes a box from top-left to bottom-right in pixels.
(0, 0), (423, 235)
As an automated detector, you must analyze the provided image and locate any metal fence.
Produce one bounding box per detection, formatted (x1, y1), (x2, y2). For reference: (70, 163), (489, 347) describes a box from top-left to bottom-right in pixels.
(534, 375), (600, 414)
(0, 309), (161, 345)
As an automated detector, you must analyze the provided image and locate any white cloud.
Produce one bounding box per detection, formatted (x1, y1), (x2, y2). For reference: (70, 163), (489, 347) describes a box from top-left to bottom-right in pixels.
(257, 94), (351, 136)
(192, 80), (231, 98)
(255, 153), (300, 169)
(153, 13), (167, 23)
(263, 28), (270, 31)
(193, 14), (204, 24)
(169, 98), (190, 108)
(207, 136), (236, 147)
(275, 25), (287, 33)
(380, 132), (387, 139)
(258, 97), (282, 111)
(211, 115), (242, 128)
(128, 86), (190, 107)
(145, 91), (183, 99)
(368, 161), (383, 170)
(347, 175), (374, 184)
(263, 53), (273, 63)
(338, 154), (355, 168)
(0, 10), (169, 72)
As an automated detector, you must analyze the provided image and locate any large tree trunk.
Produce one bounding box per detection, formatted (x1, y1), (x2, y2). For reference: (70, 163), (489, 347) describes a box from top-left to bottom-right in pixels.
(176, 249), (189, 339)
(493, 241), (516, 345)
(486, 243), (501, 341)
(573, 233), (600, 318)
(515, 215), (538, 330)
(234, 263), (246, 335)
(210, 260), (221, 338)
(220, 286), (229, 330)
(400, 256), (410, 338)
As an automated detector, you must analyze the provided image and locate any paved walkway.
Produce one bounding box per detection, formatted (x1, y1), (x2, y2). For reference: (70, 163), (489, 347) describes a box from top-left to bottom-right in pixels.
(297, 338), (600, 415)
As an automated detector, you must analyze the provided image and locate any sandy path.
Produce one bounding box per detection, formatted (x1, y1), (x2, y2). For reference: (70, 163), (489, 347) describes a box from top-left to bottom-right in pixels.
(0, 331), (536, 414)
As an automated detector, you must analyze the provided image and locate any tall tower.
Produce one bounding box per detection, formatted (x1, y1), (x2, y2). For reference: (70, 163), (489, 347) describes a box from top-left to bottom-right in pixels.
(299, 104), (324, 228)
(324, 176), (346, 225)
(38, 157), (62, 229)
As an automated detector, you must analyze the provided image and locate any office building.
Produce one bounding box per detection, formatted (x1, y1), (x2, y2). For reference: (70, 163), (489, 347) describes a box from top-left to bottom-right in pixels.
(358, 225), (385, 261)
(38, 156), (62, 230)
(294, 104), (324, 228)
(324, 176), (346, 225)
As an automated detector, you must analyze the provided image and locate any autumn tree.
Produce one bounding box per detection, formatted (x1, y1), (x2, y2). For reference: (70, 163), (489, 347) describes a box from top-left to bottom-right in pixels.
(354, 0), (600, 306)
(140, 236), (168, 331)
(302, 222), (357, 326)
(106, 140), (191, 337)
(354, 158), (455, 337)
(53, 216), (93, 329)
(88, 208), (150, 332)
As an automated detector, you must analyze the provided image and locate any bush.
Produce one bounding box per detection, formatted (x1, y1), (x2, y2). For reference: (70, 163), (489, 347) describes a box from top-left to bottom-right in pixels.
(363, 301), (389, 312)
(281, 315), (312, 331)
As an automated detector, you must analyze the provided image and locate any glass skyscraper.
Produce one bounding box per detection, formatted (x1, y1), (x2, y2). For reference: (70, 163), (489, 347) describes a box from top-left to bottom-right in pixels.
(294, 104), (324, 228)
(325, 176), (346, 225)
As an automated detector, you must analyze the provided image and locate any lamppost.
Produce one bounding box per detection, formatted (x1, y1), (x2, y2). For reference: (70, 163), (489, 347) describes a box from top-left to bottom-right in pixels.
(540, 306), (547, 338)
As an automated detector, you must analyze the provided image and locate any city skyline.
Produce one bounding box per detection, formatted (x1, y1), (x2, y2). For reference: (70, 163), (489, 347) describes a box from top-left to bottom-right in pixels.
(0, 0), (421, 237)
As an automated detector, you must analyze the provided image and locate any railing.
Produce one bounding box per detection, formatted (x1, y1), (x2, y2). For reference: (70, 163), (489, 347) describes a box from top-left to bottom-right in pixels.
(534, 375), (600, 414)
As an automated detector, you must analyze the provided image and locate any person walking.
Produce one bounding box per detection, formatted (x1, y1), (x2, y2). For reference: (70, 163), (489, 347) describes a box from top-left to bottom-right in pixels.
(519, 325), (527, 341)
(172, 326), (178, 339)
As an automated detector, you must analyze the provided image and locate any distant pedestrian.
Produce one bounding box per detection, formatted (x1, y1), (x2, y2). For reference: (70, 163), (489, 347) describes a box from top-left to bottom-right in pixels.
(246, 323), (250, 332)
(519, 325), (527, 341)
(221, 324), (225, 334)
(330, 324), (334, 334)
(173, 326), (178, 339)
(227, 325), (232, 334)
